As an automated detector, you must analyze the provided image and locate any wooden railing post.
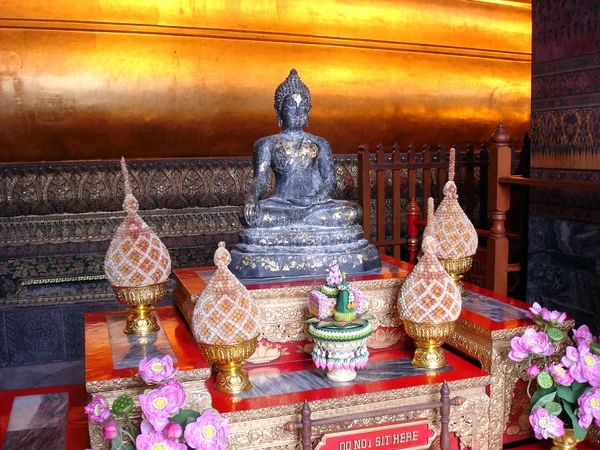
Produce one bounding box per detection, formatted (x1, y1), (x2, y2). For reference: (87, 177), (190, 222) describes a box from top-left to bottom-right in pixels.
(486, 123), (512, 295)
(357, 144), (371, 241)
(407, 197), (420, 264)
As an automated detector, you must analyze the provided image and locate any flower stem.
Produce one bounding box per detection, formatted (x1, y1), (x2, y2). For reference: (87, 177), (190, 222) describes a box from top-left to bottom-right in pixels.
(126, 414), (136, 440)
(121, 428), (135, 445)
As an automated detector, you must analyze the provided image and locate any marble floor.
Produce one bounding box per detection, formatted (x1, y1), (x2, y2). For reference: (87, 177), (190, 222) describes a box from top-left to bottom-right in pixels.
(0, 360), (85, 391)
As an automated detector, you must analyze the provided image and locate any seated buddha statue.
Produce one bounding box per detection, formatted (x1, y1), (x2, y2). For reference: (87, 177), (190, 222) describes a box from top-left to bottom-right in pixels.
(230, 69), (380, 278)
(243, 69), (360, 229)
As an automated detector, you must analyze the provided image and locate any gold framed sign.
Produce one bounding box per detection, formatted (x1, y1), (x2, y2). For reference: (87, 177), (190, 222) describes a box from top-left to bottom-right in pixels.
(313, 419), (434, 450)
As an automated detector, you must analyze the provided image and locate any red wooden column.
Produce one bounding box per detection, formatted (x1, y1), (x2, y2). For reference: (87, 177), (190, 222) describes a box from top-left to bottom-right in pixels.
(406, 197), (420, 265)
(486, 123), (512, 295)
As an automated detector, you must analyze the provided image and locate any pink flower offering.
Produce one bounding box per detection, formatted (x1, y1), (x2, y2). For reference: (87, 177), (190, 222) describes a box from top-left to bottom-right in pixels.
(508, 328), (554, 362)
(139, 355), (178, 384)
(573, 325), (596, 346)
(577, 388), (600, 428)
(526, 364), (541, 378)
(139, 382), (186, 431)
(136, 428), (187, 450)
(540, 309), (567, 324)
(164, 422), (183, 440)
(526, 302), (543, 320)
(529, 408), (565, 440)
(547, 363), (574, 386)
(562, 341), (600, 386)
(84, 395), (110, 423)
(184, 410), (230, 450)
(102, 421), (119, 440)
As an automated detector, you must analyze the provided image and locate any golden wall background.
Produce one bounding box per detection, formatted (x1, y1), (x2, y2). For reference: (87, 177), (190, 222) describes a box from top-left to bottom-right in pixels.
(0, 0), (531, 162)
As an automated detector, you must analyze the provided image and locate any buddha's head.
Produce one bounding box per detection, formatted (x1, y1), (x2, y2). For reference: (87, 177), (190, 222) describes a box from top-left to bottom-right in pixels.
(274, 69), (312, 129)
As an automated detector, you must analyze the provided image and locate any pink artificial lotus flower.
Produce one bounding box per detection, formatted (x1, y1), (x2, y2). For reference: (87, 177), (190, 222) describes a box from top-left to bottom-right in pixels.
(84, 395), (110, 423)
(529, 407), (565, 440)
(526, 364), (541, 378)
(184, 410), (230, 450)
(577, 388), (600, 428)
(164, 422), (183, 440)
(547, 363), (574, 386)
(139, 381), (186, 431)
(103, 421), (119, 440)
(573, 325), (597, 346)
(562, 341), (600, 387)
(541, 309), (567, 324)
(139, 355), (178, 384)
(526, 302), (543, 321)
(136, 428), (187, 450)
(509, 328), (555, 362)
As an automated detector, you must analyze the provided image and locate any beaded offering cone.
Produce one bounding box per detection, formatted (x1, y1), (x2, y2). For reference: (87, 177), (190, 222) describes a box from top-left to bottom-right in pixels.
(192, 242), (261, 393)
(104, 158), (171, 335)
(431, 148), (478, 296)
(398, 236), (461, 368)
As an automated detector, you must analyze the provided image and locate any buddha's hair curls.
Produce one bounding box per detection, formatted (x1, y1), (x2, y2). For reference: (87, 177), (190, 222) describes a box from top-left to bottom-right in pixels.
(274, 69), (312, 120)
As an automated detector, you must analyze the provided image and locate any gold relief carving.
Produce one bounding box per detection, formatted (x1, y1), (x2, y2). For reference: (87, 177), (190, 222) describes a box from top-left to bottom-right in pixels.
(224, 384), (489, 450)
(587, 424), (600, 447)
(185, 278), (405, 343)
(86, 368), (211, 393)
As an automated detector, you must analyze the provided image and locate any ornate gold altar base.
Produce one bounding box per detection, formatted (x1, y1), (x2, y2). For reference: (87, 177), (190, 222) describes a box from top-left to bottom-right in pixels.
(222, 377), (490, 450)
(175, 267), (409, 344)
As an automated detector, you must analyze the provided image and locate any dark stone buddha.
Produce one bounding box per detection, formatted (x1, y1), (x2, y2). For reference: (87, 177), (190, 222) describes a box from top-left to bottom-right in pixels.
(230, 69), (380, 278)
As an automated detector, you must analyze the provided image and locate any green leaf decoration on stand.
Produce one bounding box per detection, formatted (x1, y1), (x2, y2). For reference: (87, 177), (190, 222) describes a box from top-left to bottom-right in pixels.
(536, 371), (554, 389)
(563, 401), (587, 440)
(530, 386), (556, 408)
(590, 342), (600, 356)
(545, 401), (562, 416)
(547, 327), (564, 342)
(531, 391), (556, 412)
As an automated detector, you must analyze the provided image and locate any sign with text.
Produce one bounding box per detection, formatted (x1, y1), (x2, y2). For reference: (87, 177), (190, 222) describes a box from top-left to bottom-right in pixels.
(313, 419), (434, 450)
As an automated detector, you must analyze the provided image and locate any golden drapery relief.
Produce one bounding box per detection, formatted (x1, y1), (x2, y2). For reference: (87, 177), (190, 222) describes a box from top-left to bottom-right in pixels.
(0, 0), (531, 162)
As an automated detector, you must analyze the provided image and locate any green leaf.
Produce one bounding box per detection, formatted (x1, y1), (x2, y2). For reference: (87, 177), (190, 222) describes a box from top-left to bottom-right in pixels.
(537, 371), (554, 389)
(547, 328), (564, 342)
(544, 401), (562, 416)
(125, 447), (135, 450)
(169, 409), (200, 428)
(530, 386), (556, 407)
(531, 391), (556, 412)
(563, 401), (586, 440)
(557, 384), (576, 403)
(571, 381), (583, 392)
(111, 433), (124, 450)
(590, 342), (600, 356)
(572, 382), (594, 399)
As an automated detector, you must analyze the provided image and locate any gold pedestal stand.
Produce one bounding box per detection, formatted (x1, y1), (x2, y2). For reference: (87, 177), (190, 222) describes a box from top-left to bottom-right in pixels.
(403, 320), (455, 369)
(438, 255), (473, 297)
(199, 335), (259, 394)
(551, 429), (587, 450)
(111, 282), (167, 335)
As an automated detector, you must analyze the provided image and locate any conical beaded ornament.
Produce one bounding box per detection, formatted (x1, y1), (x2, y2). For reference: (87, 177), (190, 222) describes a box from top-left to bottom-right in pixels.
(398, 236), (461, 323)
(104, 158), (171, 286)
(431, 148), (478, 259)
(422, 197), (435, 240)
(192, 243), (261, 345)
